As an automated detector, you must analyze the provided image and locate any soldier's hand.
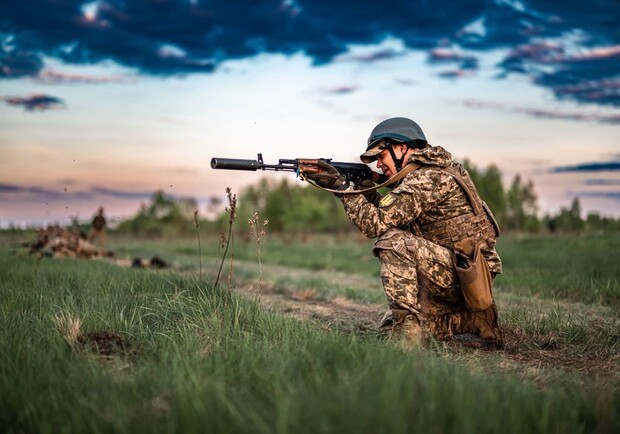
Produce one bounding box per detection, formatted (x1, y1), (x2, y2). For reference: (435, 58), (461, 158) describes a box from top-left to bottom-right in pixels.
(357, 179), (380, 203)
(304, 160), (347, 189)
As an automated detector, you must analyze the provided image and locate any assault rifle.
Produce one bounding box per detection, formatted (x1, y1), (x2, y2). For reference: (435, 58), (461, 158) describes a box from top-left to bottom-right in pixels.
(211, 154), (387, 185)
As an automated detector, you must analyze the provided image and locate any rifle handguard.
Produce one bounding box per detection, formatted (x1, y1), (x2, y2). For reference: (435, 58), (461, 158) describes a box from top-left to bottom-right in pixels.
(305, 163), (421, 194)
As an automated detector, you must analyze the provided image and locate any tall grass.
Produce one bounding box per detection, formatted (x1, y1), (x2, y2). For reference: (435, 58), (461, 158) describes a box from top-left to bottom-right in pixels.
(0, 250), (617, 434)
(495, 233), (620, 306)
(109, 231), (620, 307)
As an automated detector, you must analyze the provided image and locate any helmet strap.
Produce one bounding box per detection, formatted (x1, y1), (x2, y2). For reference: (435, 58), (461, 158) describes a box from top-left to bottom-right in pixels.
(387, 145), (406, 172)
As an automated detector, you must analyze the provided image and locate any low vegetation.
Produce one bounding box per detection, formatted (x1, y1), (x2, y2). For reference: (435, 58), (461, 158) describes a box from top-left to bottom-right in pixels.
(1, 230), (618, 433)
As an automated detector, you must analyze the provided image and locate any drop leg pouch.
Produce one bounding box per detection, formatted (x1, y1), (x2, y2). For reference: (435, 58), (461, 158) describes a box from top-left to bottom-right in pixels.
(453, 239), (493, 312)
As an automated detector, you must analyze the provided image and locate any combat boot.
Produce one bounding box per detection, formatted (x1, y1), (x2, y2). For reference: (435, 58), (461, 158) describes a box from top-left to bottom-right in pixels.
(456, 303), (504, 349)
(378, 309), (424, 349)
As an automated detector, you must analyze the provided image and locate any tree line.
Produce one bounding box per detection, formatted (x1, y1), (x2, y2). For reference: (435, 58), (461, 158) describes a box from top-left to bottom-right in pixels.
(114, 161), (619, 237)
(230, 161), (620, 235)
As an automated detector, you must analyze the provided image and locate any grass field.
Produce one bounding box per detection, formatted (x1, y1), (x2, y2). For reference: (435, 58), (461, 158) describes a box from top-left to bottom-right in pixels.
(1, 231), (618, 433)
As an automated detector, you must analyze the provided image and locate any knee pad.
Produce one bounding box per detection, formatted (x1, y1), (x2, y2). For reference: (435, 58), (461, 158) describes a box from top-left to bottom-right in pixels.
(373, 228), (408, 257)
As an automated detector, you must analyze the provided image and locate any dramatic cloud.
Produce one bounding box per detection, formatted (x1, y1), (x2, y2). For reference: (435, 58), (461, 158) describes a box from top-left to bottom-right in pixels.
(463, 99), (620, 124)
(321, 85), (357, 95)
(90, 187), (154, 200)
(35, 69), (129, 84)
(335, 47), (404, 63)
(0, 183), (89, 199)
(0, 183), (210, 202)
(1, 1), (618, 106)
(550, 160), (620, 173)
(1, 93), (64, 111)
(577, 191), (620, 202)
(583, 179), (620, 186)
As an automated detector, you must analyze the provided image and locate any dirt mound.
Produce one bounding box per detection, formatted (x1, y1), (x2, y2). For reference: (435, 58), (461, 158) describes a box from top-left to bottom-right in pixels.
(53, 313), (130, 359)
(77, 331), (130, 358)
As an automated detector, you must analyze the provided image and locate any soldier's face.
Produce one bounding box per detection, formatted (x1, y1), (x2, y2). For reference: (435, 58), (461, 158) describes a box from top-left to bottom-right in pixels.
(376, 149), (395, 176)
(376, 145), (409, 177)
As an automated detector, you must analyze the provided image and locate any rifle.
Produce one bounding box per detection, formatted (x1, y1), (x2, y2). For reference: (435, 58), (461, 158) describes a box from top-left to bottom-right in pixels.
(211, 154), (387, 185)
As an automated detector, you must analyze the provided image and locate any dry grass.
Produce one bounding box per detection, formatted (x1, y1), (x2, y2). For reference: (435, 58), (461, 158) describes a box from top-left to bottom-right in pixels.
(52, 311), (82, 348)
(52, 311), (130, 358)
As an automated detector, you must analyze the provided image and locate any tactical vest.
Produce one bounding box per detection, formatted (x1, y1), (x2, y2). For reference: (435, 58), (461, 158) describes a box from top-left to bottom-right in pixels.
(409, 162), (500, 249)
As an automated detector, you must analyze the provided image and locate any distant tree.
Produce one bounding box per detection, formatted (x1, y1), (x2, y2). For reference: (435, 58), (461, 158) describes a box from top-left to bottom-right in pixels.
(116, 190), (196, 236)
(479, 164), (507, 226)
(568, 197), (585, 232)
(585, 212), (620, 232)
(548, 197), (585, 233)
(462, 159), (508, 228)
(505, 174), (539, 231)
(234, 177), (354, 236)
(522, 180), (541, 232)
(265, 179), (292, 232)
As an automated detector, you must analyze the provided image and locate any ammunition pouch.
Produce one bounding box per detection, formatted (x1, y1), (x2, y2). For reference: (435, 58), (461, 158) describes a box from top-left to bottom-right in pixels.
(453, 238), (493, 312)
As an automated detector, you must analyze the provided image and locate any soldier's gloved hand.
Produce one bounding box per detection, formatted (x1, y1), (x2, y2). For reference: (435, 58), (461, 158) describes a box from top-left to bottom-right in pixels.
(304, 160), (347, 189)
(357, 179), (380, 203)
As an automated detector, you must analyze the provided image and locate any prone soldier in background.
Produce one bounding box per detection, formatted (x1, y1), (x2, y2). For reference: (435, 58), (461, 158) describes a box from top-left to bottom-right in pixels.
(304, 117), (504, 348)
(89, 206), (107, 256)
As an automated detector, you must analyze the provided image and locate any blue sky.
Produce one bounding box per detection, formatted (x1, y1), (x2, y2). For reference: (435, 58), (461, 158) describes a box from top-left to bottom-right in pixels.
(1, 0), (619, 227)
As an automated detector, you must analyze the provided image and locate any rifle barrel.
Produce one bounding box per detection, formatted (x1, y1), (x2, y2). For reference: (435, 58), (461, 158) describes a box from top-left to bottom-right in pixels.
(210, 158), (261, 171)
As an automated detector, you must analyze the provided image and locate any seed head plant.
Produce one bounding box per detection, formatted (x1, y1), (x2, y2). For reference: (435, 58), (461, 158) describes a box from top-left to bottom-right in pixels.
(193, 210), (203, 280)
(214, 187), (237, 289)
(248, 211), (269, 289)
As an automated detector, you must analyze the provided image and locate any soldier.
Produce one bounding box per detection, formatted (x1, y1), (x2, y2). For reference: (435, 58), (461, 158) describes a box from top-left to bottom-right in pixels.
(304, 117), (503, 348)
(89, 206), (107, 256)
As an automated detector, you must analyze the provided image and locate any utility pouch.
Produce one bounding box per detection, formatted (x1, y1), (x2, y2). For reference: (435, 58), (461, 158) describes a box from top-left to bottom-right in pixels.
(453, 239), (493, 312)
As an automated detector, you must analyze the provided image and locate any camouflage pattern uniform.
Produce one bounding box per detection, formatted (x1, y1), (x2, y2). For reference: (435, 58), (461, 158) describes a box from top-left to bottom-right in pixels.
(31, 226), (100, 259)
(339, 145), (503, 345)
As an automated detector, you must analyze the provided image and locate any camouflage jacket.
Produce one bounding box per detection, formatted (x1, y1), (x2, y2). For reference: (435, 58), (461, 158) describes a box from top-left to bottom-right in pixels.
(339, 145), (502, 274)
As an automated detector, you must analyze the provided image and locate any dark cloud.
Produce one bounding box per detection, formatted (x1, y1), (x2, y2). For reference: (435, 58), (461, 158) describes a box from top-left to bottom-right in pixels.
(463, 98), (620, 124)
(1, 1), (618, 106)
(335, 48), (404, 63)
(551, 160), (620, 173)
(577, 191), (620, 201)
(0, 183), (89, 199)
(91, 187), (152, 200)
(428, 47), (479, 79)
(35, 70), (129, 84)
(1, 93), (64, 111)
(438, 69), (476, 79)
(0, 182), (205, 202)
(583, 179), (620, 186)
(322, 85), (357, 95)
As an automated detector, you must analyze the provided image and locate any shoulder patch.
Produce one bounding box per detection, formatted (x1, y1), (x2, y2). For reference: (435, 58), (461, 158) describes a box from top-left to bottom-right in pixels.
(379, 193), (396, 207)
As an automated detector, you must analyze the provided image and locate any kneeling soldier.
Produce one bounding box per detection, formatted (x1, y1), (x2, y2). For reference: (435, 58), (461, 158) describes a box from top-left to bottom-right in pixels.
(304, 117), (504, 348)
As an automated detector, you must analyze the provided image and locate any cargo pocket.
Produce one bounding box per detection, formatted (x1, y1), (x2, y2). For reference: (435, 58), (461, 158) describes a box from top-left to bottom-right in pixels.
(453, 239), (493, 311)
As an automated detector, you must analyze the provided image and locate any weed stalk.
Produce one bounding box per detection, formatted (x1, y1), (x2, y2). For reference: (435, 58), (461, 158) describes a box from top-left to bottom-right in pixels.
(193, 210), (203, 280)
(248, 211), (269, 289)
(215, 188), (237, 289)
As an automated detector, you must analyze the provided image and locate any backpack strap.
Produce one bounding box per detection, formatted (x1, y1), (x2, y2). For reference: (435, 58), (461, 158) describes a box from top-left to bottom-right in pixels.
(439, 163), (501, 237)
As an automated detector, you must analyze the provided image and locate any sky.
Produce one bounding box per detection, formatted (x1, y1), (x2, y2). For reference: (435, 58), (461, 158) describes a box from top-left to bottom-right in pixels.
(1, 0), (619, 228)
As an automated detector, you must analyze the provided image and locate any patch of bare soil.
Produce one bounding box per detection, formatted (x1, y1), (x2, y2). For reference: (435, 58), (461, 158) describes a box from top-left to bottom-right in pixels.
(77, 331), (131, 358)
(247, 284), (385, 333)
(237, 280), (619, 381)
(53, 312), (131, 359)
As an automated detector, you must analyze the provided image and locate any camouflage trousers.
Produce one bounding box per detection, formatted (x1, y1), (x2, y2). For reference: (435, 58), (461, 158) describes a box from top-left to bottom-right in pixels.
(373, 228), (502, 346)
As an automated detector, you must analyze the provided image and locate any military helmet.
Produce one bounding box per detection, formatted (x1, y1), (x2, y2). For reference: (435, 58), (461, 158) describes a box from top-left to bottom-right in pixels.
(361, 117), (427, 163)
